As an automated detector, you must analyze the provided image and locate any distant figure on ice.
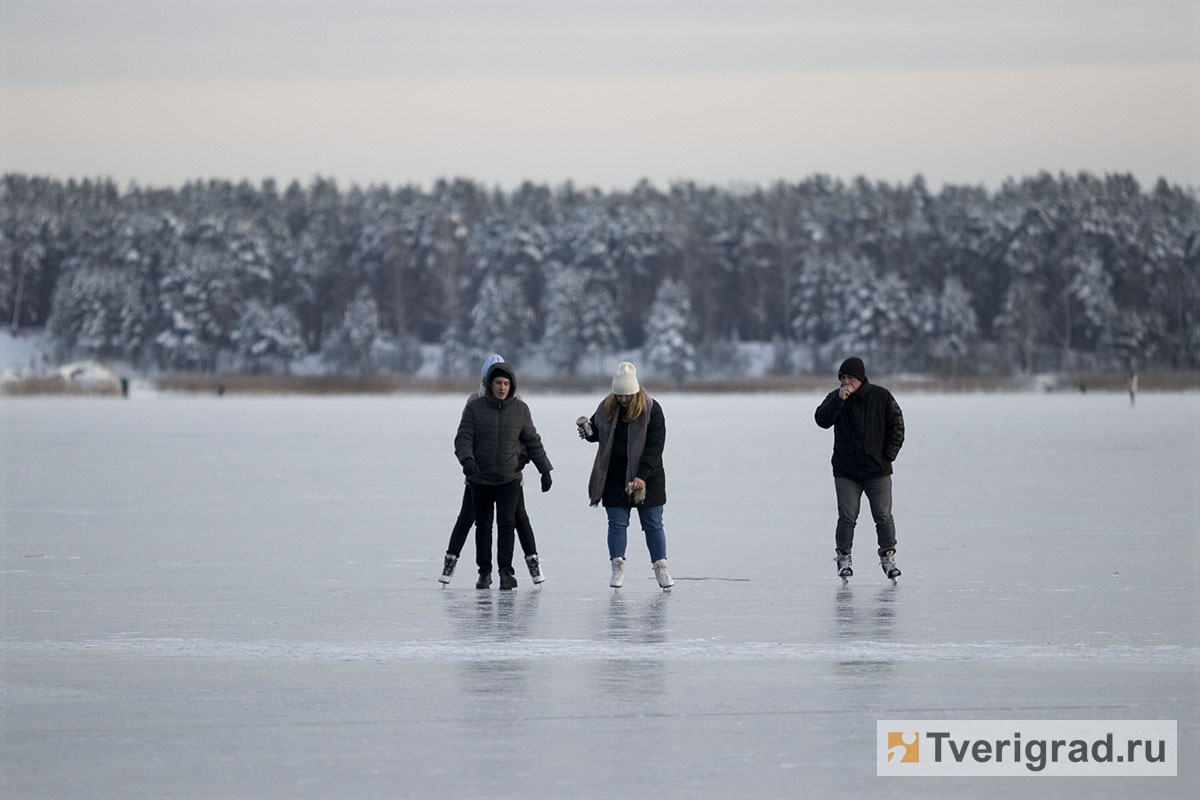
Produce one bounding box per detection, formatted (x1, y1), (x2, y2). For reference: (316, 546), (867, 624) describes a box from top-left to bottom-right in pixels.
(578, 362), (674, 591)
(1128, 371), (1138, 407)
(814, 357), (905, 583)
(454, 360), (553, 590)
(439, 355), (546, 588)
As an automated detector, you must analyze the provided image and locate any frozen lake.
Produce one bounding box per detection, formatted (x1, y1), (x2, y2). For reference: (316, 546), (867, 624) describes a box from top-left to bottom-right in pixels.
(2, 390), (1196, 798)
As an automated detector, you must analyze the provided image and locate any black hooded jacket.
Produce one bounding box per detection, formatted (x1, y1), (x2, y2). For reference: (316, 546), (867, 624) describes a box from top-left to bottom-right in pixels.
(454, 363), (552, 486)
(814, 377), (905, 480)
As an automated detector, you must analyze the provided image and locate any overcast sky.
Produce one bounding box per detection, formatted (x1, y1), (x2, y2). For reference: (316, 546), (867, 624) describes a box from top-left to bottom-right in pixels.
(2, 0), (1196, 191)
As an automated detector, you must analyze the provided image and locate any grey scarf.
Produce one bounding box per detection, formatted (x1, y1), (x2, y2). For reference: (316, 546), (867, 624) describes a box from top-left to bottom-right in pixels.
(588, 392), (654, 507)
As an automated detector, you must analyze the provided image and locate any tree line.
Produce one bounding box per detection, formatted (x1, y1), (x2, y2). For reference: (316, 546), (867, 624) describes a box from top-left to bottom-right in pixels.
(1, 171), (1196, 378)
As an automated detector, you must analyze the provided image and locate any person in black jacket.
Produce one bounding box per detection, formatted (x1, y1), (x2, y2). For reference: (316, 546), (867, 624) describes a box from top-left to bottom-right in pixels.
(455, 361), (553, 590)
(439, 354), (546, 588)
(814, 357), (905, 582)
(578, 362), (674, 591)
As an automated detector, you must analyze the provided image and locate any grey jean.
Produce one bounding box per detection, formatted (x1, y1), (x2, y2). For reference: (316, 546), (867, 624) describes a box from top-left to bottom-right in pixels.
(834, 475), (897, 556)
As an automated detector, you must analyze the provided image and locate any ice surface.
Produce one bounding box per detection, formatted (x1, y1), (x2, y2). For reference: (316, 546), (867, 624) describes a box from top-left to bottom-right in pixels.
(1, 391), (1196, 798)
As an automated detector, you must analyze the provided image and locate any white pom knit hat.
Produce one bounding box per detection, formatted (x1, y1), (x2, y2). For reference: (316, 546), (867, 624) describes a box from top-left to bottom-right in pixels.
(611, 361), (640, 395)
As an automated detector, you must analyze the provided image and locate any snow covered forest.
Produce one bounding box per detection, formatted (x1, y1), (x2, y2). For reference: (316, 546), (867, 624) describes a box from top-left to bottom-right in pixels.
(2, 171), (1196, 379)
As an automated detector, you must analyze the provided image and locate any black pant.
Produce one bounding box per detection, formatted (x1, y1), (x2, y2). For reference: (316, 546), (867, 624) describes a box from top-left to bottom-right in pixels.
(445, 484), (538, 571)
(470, 480), (521, 576)
(446, 482), (540, 568)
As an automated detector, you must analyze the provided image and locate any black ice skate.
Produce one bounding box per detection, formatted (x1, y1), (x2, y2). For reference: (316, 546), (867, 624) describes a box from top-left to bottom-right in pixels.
(836, 551), (853, 585)
(880, 550), (901, 584)
(439, 553), (458, 586)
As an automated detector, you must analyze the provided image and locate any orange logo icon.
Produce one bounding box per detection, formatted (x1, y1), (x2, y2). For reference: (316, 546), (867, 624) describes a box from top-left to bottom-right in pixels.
(887, 732), (919, 763)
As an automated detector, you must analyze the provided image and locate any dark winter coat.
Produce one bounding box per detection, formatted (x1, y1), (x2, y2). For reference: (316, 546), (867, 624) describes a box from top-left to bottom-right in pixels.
(584, 394), (667, 508)
(814, 380), (905, 481)
(455, 363), (552, 486)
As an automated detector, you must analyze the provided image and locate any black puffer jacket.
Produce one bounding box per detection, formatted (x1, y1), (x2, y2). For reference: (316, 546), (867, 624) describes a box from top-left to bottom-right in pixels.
(814, 380), (904, 480)
(455, 363), (552, 486)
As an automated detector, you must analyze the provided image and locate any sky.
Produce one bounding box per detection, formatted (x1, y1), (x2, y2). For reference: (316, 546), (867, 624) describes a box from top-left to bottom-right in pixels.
(1, 0), (1197, 192)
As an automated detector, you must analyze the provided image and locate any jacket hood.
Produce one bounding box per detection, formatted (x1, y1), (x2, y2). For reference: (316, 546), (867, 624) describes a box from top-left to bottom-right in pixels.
(484, 362), (517, 398)
(480, 354), (505, 381)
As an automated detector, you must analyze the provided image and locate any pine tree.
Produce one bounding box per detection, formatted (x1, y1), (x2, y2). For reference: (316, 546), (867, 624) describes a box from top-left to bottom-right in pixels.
(321, 289), (383, 374)
(541, 266), (586, 375)
(644, 279), (697, 384)
(231, 301), (306, 374)
(919, 277), (979, 372)
(468, 274), (536, 359)
(321, 289), (421, 375)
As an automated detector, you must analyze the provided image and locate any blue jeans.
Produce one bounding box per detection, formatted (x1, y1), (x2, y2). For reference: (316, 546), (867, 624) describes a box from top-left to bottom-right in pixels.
(834, 475), (897, 556)
(606, 505), (667, 562)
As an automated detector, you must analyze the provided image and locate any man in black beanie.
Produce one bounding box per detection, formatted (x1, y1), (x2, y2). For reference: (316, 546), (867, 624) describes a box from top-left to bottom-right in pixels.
(814, 357), (905, 582)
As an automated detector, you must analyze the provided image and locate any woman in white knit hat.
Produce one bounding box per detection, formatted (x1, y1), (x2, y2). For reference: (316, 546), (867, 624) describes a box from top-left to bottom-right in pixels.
(577, 361), (674, 590)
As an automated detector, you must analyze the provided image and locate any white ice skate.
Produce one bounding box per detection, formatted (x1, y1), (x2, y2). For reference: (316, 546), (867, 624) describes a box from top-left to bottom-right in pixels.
(610, 557), (626, 589)
(526, 553), (545, 585)
(652, 559), (675, 591)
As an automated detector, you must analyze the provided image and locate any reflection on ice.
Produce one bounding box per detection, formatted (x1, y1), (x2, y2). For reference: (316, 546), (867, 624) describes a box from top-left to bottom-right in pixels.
(604, 592), (670, 645)
(833, 584), (899, 679)
(833, 584), (898, 642)
(441, 589), (543, 644)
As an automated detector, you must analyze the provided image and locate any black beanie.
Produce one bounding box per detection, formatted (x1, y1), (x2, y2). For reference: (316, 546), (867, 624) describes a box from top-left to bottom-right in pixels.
(837, 357), (867, 383)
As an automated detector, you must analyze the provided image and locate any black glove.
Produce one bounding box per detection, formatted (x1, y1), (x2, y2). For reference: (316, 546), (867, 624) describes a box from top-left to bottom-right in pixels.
(462, 458), (477, 477)
(540, 471), (553, 493)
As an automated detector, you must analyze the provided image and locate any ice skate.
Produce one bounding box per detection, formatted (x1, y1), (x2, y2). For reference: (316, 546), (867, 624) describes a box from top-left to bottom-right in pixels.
(880, 550), (900, 584)
(836, 551), (853, 584)
(499, 571), (518, 591)
(475, 572), (492, 589)
(438, 553), (458, 586)
(525, 554), (545, 585)
(610, 557), (626, 589)
(652, 559), (675, 591)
